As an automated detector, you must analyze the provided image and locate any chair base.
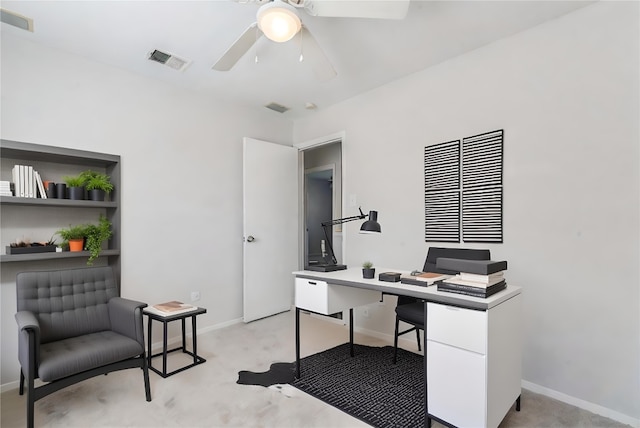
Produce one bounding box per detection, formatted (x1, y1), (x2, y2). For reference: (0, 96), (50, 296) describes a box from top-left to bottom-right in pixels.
(393, 316), (423, 364)
(20, 355), (151, 428)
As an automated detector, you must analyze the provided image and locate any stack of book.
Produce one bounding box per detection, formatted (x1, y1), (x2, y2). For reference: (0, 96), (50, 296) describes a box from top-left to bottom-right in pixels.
(0, 181), (13, 196)
(400, 271), (451, 286)
(435, 259), (508, 298)
(11, 165), (47, 198)
(147, 300), (197, 316)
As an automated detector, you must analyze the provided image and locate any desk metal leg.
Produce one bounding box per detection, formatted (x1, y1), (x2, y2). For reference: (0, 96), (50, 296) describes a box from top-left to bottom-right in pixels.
(349, 308), (354, 357)
(424, 302), (429, 428)
(295, 307), (301, 379)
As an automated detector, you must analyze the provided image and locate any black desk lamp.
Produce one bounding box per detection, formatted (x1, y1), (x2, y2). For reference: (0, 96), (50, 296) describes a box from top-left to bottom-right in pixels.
(306, 208), (381, 272)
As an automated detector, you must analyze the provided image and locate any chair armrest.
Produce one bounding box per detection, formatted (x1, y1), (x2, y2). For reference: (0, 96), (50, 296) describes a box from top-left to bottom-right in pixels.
(15, 311), (40, 380)
(108, 297), (148, 346)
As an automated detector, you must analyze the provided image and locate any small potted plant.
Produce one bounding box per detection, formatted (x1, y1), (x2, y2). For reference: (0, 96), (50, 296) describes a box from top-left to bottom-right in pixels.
(62, 174), (86, 200)
(56, 224), (87, 252)
(362, 261), (375, 279)
(82, 170), (114, 201)
(56, 215), (112, 264)
(84, 215), (113, 264)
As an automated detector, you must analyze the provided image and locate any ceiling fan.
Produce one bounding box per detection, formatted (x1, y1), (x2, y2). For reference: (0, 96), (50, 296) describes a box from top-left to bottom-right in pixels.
(212, 0), (410, 81)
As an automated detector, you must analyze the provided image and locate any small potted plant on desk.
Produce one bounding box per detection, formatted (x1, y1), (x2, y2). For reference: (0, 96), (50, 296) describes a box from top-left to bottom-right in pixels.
(82, 170), (114, 201)
(362, 261), (375, 279)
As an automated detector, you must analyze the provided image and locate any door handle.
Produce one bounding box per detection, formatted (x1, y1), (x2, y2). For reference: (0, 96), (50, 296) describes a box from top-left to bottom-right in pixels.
(246, 235), (255, 242)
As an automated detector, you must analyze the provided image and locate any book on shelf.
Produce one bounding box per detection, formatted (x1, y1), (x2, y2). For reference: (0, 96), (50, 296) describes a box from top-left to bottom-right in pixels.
(437, 281), (507, 298)
(442, 275), (505, 288)
(458, 271), (504, 284)
(34, 171), (47, 199)
(149, 301), (197, 316)
(0, 181), (12, 196)
(436, 258), (507, 275)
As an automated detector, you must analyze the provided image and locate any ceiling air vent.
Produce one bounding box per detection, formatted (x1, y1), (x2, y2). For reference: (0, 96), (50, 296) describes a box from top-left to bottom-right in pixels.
(0, 8), (34, 32)
(147, 49), (191, 72)
(265, 102), (290, 114)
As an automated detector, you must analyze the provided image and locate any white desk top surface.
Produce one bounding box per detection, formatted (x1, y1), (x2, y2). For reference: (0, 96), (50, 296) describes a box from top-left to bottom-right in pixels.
(293, 267), (521, 310)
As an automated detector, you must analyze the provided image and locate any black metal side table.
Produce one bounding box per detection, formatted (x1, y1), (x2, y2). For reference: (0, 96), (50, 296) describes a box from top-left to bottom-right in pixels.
(144, 307), (207, 378)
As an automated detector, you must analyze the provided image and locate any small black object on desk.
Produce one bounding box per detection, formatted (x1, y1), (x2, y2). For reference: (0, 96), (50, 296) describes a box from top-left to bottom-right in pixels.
(144, 307), (207, 378)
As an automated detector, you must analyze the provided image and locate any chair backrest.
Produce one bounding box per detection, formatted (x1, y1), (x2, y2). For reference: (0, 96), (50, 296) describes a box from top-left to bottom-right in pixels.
(423, 247), (491, 274)
(16, 267), (118, 344)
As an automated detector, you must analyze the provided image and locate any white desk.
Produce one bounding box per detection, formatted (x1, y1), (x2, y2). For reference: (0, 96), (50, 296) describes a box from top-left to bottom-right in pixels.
(293, 268), (522, 428)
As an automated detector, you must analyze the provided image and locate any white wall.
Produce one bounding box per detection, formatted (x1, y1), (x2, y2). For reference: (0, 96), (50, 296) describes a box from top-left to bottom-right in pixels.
(0, 33), (293, 387)
(294, 1), (639, 424)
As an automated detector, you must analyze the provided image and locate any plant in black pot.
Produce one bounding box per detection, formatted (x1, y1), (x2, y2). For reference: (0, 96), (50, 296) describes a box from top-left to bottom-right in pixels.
(62, 174), (86, 200)
(362, 261), (375, 279)
(82, 170), (114, 201)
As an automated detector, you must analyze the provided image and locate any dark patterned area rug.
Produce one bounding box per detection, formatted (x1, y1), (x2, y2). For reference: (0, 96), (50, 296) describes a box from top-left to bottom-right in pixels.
(238, 343), (424, 428)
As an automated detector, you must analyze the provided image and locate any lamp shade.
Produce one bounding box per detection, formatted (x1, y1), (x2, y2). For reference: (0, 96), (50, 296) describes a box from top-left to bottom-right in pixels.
(257, 1), (302, 43)
(360, 211), (381, 234)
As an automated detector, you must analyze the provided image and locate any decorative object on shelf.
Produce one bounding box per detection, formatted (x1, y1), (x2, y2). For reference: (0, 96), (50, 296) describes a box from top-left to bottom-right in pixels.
(55, 182), (67, 199)
(63, 174), (86, 200)
(362, 261), (375, 279)
(7, 237), (58, 255)
(305, 207), (382, 272)
(45, 181), (56, 198)
(55, 215), (112, 264)
(81, 170), (114, 201)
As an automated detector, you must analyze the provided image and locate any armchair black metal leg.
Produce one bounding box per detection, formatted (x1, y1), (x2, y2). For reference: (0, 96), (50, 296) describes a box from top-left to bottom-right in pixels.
(19, 369), (24, 395)
(26, 372), (35, 428)
(142, 354), (152, 402)
(416, 329), (422, 352)
(393, 317), (400, 364)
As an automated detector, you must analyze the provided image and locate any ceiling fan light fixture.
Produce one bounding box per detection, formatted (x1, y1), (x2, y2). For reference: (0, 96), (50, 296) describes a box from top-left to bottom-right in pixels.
(257, 1), (301, 43)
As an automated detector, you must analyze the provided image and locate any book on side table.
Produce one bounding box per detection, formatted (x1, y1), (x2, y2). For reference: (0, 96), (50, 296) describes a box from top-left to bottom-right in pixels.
(147, 301), (197, 316)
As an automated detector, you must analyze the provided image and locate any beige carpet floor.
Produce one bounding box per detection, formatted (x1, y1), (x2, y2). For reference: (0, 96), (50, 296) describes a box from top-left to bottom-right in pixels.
(0, 310), (632, 427)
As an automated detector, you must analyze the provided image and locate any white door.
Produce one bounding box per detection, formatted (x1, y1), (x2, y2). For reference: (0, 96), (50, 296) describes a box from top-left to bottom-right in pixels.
(243, 138), (299, 322)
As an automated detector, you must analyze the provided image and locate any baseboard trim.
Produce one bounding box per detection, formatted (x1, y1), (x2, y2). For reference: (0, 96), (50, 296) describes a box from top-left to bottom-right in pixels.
(521, 380), (639, 428)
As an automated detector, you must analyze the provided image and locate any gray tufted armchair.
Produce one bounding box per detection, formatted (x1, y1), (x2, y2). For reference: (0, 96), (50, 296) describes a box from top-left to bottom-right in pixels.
(15, 266), (151, 428)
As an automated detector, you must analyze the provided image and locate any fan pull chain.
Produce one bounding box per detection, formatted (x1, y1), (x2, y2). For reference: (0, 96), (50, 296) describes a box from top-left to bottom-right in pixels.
(255, 26), (260, 64)
(299, 27), (304, 62)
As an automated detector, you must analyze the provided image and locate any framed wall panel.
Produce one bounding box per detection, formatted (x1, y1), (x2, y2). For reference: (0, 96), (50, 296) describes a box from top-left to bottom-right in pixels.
(424, 140), (460, 242)
(462, 130), (503, 242)
(425, 130), (504, 243)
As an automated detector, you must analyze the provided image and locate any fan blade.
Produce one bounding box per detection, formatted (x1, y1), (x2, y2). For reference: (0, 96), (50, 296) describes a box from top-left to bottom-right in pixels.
(300, 26), (336, 81)
(303, 0), (410, 19)
(212, 23), (263, 71)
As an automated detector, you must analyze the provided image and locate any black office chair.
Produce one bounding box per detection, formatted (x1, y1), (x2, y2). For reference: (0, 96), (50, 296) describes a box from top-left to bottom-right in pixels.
(393, 247), (491, 363)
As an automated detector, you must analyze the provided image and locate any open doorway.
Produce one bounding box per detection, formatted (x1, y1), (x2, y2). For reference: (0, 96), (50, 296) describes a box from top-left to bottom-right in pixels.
(303, 142), (342, 269)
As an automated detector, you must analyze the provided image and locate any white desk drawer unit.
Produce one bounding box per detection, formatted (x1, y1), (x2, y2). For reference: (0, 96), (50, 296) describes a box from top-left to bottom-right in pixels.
(427, 294), (522, 428)
(295, 278), (380, 315)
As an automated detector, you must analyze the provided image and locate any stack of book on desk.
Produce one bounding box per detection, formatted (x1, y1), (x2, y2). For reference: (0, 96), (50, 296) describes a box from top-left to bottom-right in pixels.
(400, 271), (451, 286)
(435, 258), (508, 298)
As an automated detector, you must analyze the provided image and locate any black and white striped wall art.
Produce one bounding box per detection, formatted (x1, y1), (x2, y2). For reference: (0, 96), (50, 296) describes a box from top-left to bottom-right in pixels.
(424, 129), (504, 243)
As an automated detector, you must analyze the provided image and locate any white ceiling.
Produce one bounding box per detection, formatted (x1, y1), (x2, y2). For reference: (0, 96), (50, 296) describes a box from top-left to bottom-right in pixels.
(1, 0), (593, 119)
